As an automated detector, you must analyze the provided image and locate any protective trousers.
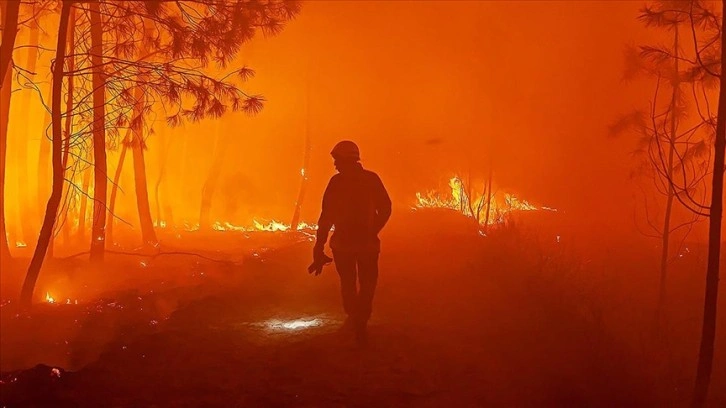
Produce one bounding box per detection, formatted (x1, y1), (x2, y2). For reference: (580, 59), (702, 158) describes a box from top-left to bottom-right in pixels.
(332, 250), (379, 324)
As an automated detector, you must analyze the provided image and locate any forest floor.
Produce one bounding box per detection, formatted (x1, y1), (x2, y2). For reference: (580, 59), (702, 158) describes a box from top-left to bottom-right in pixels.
(0, 211), (724, 407)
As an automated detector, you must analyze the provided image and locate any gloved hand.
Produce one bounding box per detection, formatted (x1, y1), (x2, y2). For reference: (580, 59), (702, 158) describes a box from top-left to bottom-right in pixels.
(308, 245), (333, 276)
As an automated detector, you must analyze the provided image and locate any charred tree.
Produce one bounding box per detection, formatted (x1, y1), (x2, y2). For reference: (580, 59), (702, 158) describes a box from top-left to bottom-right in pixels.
(483, 166), (494, 229)
(0, 58), (11, 263)
(56, 8), (76, 254)
(130, 85), (157, 247)
(693, 1), (725, 404)
(88, 1), (107, 261)
(153, 125), (173, 228)
(14, 21), (41, 244)
(107, 130), (130, 246)
(627, 2), (725, 404)
(0, 0), (20, 263)
(615, 2), (713, 330)
(38, 87), (51, 214)
(657, 25), (681, 324)
(290, 88), (312, 230)
(76, 165), (91, 242)
(0, 0), (19, 81)
(20, 0), (72, 307)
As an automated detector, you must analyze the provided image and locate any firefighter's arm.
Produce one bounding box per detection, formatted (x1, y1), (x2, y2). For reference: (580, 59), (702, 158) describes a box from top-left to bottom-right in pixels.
(373, 175), (392, 234)
(314, 178), (335, 256)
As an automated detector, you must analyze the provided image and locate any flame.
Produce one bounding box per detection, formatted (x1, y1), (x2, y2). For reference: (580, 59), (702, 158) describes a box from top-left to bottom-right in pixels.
(212, 221), (248, 232)
(207, 219), (318, 232)
(46, 292), (55, 304)
(58, 205), (319, 236)
(295, 222), (317, 231)
(253, 219), (290, 232)
(415, 176), (550, 226)
(147, 218), (319, 232)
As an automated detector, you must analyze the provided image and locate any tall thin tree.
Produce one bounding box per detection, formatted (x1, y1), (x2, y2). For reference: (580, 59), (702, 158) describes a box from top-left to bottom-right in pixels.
(613, 1), (712, 327)
(290, 81), (311, 230)
(89, 0), (107, 261)
(20, 0), (72, 307)
(0, 0), (21, 263)
(692, 1), (724, 404)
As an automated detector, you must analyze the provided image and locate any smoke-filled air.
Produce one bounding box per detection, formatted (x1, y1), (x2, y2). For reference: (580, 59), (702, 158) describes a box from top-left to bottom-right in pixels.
(0, 1), (725, 406)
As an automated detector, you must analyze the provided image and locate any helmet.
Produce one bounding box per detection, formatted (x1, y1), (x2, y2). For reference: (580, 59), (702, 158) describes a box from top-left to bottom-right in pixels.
(330, 140), (360, 161)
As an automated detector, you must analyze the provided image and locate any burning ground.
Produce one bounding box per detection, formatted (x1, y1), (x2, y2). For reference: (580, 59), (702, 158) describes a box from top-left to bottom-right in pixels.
(1, 209), (724, 407)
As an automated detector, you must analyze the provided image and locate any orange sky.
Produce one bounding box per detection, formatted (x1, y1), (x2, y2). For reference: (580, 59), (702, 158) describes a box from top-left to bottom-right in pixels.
(195, 0), (657, 229)
(4, 0), (702, 242)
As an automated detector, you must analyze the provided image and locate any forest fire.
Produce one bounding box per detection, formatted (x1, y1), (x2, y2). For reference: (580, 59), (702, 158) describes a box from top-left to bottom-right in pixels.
(415, 177), (551, 226)
(156, 219), (317, 233)
(44, 292), (77, 305)
(1, 1), (725, 407)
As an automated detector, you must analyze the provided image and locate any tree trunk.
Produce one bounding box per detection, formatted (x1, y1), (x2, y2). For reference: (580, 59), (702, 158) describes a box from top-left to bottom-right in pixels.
(483, 165), (494, 229)
(0, 0), (20, 264)
(692, 3), (726, 405)
(657, 27), (680, 326)
(38, 87), (52, 214)
(154, 126), (172, 227)
(0, 0), (20, 82)
(199, 122), (229, 230)
(88, 1), (107, 262)
(658, 188), (674, 318)
(0, 57), (11, 263)
(130, 86), (157, 247)
(20, 1), (72, 307)
(14, 23), (41, 243)
(76, 166), (91, 242)
(56, 9), (76, 254)
(290, 98), (311, 230)
(475, 178), (488, 223)
(107, 131), (129, 246)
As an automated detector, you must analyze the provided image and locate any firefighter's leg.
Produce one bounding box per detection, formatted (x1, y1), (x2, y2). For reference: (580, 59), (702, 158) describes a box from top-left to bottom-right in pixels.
(333, 251), (358, 319)
(356, 251), (380, 323)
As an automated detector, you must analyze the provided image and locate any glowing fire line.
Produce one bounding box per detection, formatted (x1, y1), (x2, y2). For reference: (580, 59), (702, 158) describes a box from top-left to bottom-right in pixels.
(168, 219), (318, 233)
(415, 176), (553, 226)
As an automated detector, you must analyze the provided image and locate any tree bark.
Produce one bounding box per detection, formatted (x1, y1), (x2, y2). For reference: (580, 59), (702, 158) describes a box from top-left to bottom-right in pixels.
(76, 165), (91, 242)
(56, 9), (76, 254)
(130, 85), (157, 247)
(692, 2), (726, 405)
(89, 1), (107, 262)
(107, 131), (129, 246)
(483, 165), (494, 229)
(657, 26), (679, 326)
(154, 126), (172, 227)
(0, 56), (11, 263)
(0, 0), (20, 82)
(290, 89), (311, 230)
(20, 0), (72, 307)
(14, 23), (41, 243)
(38, 87), (52, 215)
(0, 0), (20, 264)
